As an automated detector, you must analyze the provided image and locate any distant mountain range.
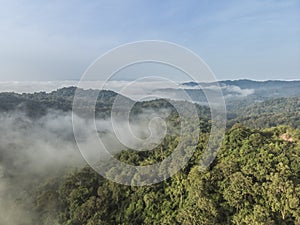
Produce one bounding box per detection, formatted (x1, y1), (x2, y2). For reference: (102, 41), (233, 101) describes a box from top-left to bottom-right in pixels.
(0, 80), (300, 129)
(1, 79), (300, 114)
(149, 79), (300, 106)
(180, 79), (300, 100)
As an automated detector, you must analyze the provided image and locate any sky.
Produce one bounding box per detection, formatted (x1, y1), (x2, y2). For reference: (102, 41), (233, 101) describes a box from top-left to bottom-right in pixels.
(0, 0), (299, 81)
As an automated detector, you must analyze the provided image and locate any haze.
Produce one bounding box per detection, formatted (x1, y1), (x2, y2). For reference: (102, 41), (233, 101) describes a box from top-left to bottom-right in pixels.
(0, 0), (299, 81)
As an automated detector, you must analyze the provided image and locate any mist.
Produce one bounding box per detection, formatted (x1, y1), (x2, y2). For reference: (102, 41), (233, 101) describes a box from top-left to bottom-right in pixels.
(0, 107), (170, 224)
(0, 111), (83, 224)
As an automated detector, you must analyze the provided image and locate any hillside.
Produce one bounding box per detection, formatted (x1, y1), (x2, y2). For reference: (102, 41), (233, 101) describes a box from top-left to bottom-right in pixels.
(178, 80), (300, 104)
(228, 97), (300, 129)
(23, 125), (300, 224)
(0, 85), (300, 224)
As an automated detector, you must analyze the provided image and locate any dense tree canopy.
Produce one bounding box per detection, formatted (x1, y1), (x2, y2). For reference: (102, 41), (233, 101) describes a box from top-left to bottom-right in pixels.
(29, 125), (300, 225)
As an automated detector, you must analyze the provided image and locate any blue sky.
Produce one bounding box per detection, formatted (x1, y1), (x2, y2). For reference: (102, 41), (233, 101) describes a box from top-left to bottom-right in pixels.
(0, 0), (299, 81)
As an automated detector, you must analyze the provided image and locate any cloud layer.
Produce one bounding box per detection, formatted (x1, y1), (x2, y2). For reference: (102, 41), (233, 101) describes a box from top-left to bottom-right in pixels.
(0, 106), (172, 223)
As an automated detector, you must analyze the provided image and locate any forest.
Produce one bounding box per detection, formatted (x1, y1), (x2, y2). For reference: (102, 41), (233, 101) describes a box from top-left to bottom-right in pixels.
(0, 87), (300, 225)
(30, 125), (300, 225)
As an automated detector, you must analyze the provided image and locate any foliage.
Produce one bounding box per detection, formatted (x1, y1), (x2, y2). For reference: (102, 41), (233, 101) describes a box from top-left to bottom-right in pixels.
(30, 125), (300, 225)
(1, 87), (300, 224)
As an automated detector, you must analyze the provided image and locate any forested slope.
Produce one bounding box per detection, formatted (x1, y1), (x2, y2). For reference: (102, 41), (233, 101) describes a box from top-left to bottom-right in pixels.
(228, 97), (300, 129)
(28, 125), (300, 225)
(1, 87), (300, 224)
